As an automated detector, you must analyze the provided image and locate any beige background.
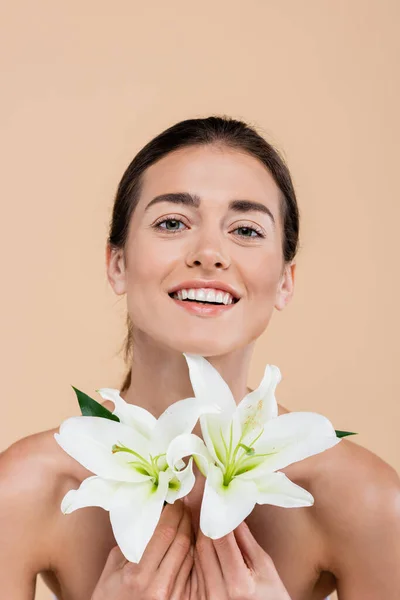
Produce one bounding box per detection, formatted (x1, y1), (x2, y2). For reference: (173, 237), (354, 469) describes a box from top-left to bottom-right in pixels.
(1, 1), (399, 598)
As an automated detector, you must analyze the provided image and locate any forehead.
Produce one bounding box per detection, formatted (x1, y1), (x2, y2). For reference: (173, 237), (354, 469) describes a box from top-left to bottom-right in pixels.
(139, 145), (281, 213)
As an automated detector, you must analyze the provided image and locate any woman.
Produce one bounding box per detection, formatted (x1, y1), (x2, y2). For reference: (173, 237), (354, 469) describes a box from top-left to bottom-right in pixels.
(1, 116), (399, 599)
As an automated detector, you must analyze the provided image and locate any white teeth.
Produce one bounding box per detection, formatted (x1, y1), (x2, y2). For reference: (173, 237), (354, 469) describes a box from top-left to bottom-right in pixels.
(206, 290), (216, 302)
(172, 287), (236, 305)
(223, 292), (231, 305)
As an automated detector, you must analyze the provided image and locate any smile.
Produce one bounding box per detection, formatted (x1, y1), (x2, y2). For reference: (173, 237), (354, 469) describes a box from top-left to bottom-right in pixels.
(168, 293), (239, 316)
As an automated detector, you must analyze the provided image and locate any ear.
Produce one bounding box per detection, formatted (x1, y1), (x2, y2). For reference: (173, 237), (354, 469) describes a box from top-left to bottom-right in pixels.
(105, 244), (127, 296)
(274, 261), (296, 311)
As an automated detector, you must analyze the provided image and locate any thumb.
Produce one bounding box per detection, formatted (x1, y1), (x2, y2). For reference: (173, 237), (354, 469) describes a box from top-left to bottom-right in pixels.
(234, 521), (275, 574)
(102, 545), (129, 575)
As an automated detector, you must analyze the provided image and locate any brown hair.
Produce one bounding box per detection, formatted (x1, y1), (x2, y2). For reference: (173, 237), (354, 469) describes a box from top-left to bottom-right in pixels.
(107, 115), (300, 393)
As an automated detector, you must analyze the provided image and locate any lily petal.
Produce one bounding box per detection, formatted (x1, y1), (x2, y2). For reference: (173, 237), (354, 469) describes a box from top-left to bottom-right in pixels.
(109, 471), (171, 563)
(61, 475), (120, 514)
(200, 463), (258, 539)
(244, 412), (341, 476)
(151, 396), (220, 453)
(199, 414), (228, 468)
(55, 416), (151, 483)
(97, 388), (156, 438)
(183, 354), (236, 417)
(165, 458), (195, 503)
(236, 364), (280, 444)
(167, 433), (214, 477)
(254, 470), (314, 507)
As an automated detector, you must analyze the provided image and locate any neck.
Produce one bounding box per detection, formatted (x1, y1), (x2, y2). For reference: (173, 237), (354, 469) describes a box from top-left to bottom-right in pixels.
(119, 329), (256, 418)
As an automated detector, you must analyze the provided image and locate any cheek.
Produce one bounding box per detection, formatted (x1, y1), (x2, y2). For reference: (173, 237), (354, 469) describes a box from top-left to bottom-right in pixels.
(245, 251), (282, 299)
(255, 272), (280, 297)
(241, 257), (283, 336)
(124, 261), (164, 335)
(124, 236), (179, 322)
(127, 237), (172, 286)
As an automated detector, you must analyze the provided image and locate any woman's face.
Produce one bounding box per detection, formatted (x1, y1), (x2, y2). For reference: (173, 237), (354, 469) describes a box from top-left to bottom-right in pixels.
(107, 145), (295, 356)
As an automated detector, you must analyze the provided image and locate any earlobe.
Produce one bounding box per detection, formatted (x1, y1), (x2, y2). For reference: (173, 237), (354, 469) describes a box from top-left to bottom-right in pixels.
(105, 244), (127, 296)
(274, 262), (296, 312)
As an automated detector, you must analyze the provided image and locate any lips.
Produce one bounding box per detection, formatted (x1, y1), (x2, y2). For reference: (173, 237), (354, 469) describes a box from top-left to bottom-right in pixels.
(167, 280), (241, 301)
(168, 292), (239, 306)
(169, 295), (237, 317)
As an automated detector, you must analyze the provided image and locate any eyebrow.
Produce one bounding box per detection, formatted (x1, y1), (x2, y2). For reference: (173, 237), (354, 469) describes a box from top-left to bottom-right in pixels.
(144, 192), (276, 228)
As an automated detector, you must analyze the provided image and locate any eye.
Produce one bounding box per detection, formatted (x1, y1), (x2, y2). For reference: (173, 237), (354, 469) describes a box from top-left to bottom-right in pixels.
(152, 217), (265, 239)
(153, 217), (188, 232)
(232, 225), (265, 239)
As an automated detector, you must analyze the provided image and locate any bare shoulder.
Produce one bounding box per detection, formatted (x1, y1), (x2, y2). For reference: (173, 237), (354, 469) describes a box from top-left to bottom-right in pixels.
(0, 426), (92, 509)
(1, 429), (60, 512)
(0, 428), (89, 572)
(311, 436), (400, 518)
(0, 398), (116, 520)
(277, 404), (400, 526)
(305, 436), (400, 573)
(3, 425), (86, 479)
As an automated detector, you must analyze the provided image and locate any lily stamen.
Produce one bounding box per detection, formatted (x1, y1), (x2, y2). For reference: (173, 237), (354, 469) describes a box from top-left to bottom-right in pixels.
(112, 443), (160, 480)
(238, 443), (255, 455)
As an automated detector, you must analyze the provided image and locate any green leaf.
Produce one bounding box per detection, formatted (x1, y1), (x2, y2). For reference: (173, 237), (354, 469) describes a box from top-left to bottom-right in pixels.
(71, 385), (120, 422)
(335, 429), (358, 438)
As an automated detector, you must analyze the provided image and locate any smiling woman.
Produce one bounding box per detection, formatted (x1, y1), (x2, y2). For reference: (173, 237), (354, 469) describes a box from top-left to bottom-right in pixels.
(108, 117), (299, 394)
(1, 116), (399, 600)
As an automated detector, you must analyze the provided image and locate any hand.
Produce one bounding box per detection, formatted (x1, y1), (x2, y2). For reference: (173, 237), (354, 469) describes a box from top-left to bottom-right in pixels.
(91, 500), (194, 600)
(190, 521), (292, 600)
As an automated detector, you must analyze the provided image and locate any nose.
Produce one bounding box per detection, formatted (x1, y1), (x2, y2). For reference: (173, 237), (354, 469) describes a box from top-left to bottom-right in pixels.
(185, 235), (230, 271)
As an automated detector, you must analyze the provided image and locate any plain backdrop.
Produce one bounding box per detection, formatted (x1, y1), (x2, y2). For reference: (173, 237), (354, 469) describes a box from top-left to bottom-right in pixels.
(1, 1), (399, 598)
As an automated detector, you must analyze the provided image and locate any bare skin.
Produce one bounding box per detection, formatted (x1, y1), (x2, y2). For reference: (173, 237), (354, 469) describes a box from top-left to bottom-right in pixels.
(1, 144), (400, 599)
(1, 405), (399, 599)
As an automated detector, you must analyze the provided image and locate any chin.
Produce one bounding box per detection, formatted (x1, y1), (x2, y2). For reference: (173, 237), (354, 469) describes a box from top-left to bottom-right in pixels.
(161, 331), (251, 357)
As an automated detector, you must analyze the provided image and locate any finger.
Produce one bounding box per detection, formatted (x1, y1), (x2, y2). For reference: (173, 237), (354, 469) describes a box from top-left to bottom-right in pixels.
(169, 546), (194, 600)
(93, 544), (131, 591)
(102, 544), (129, 574)
(190, 560), (198, 598)
(196, 529), (226, 598)
(183, 577), (191, 600)
(234, 520), (273, 574)
(156, 504), (192, 586)
(212, 530), (246, 581)
(139, 500), (184, 571)
(193, 551), (204, 598)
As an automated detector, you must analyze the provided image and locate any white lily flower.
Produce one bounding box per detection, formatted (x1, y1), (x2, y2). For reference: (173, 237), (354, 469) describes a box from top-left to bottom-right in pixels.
(54, 390), (219, 562)
(168, 354), (342, 539)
